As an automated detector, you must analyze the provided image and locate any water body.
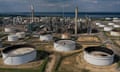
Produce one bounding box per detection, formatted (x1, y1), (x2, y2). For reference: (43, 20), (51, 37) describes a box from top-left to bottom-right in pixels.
(0, 12), (120, 18)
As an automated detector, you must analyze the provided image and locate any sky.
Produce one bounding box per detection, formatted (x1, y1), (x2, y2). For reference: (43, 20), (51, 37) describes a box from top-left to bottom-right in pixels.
(0, 0), (120, 12)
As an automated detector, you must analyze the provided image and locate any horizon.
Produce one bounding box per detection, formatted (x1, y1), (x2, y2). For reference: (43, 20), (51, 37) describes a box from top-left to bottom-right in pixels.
(0, 12), (120, 18)
(0, 11), (119, 13)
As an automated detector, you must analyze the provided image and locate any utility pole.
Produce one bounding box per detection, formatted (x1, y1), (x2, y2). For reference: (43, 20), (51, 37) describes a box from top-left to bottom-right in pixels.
(75, 7), (78, 36)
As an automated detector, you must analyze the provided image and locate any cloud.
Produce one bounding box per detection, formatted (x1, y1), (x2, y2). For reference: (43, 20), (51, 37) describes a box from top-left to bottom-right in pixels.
(0, 0), (120, 12)
(42, 0), (71, 3)
(40, 3), (56, 7)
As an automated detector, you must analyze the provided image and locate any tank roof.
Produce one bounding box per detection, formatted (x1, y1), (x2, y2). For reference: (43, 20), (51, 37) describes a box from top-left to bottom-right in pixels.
(2, 44), (35, 55)
(10, 47), (34, 55)
(84, 46), (114, 55)
(55, 40), (75, 45)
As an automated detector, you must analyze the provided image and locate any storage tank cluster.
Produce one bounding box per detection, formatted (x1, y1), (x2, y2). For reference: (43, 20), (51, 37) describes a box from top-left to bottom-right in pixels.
(8, 32), (26, 41)
(16, 32), (25, 38)
(4, 27), (15, 33)
(40, 32), (53, 41)
(113, 17), (120, 22)
(54, 39), (76, 52)
(8, 34), (18, 42)
(110, 28), (120, 36)
(106, 23), (120, 36)
(107, 23), (120, 28)
(95, 23), (106, 28)
(84, 46), (114, 66)
(104, 26), (113, 32)
(113, 17), (119, 20)
(108, 23), (115, 26)
(113, 24), (120, 28)
(1, 44), (37, 65)
(96, 22), (120, 32)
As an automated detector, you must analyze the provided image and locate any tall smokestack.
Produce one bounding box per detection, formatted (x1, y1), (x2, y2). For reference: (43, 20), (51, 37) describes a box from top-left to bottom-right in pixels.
(31, 5), (34, 23)
(75, 7), (78, 36)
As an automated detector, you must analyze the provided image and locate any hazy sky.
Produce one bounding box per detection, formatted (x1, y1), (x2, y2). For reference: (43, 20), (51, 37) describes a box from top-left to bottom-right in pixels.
(0, 0), (120, 12)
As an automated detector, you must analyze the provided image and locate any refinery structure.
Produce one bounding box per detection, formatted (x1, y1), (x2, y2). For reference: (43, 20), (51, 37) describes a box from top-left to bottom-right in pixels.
(0, 5), (120, 72)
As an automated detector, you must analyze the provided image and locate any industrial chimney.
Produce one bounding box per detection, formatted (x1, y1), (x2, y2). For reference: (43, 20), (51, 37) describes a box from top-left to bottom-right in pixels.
(75, 7), (78, 36)
(31, 5), (34, 23)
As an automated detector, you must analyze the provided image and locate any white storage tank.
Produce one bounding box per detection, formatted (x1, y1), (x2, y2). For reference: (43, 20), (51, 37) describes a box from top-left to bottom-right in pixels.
(1, 44), (37, 65)
(84, 46), (114, 66)
(54, 39), (76, 52)
(40, 32), (53, 41)
(4, 27), (14, 33)
(16, 32), (25, 38)
(98, 24), (105, 28)
(104, 26), (113, 32)
(113, 17), (119, 20)
(8, 34), (18, 41)
(113, 17), (120, 22)
(60, 18), (64, 22)
(113, 19), (120, 22)
(113, 24), (120, 28)
(110, 28), (120, 36)
(95, 23), (101, 25)
(105, 18), (111, 20)
(108, 23), (115, 26)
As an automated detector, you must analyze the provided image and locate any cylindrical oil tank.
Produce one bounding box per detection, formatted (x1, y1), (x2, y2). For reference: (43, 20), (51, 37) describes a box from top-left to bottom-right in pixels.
(108, 23), (115, 26)
(54, 39), (76, 52)
(8, 34), (18, 41)
(84, 46), (114, 66)
(110, 29), (120, 36)
(98, 24), (105, 28)
(113, 18), (120, 22)
(113, 17), (119, 20)
(95, 23), (101, 25)
(105, 18), (111, 20)
(4, 28), (14, 33)
(113, 19), (120, 22)
(40, 32), (53, 41)
(113, 24), (120, 28)
(16, 32), (25, 38)
(104, 26), (113, 31)
(1, 44), (36, 65)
